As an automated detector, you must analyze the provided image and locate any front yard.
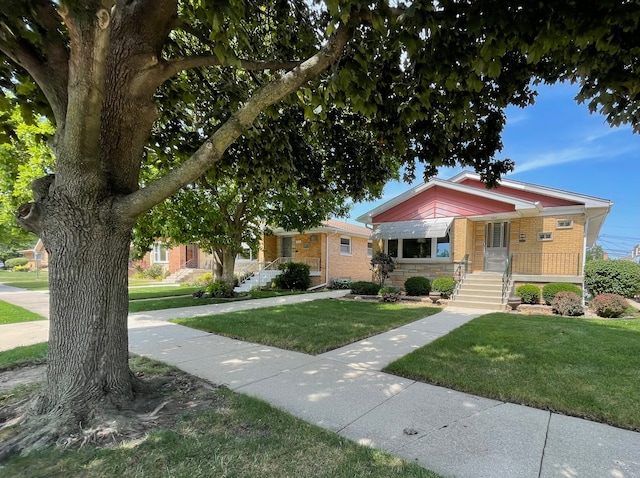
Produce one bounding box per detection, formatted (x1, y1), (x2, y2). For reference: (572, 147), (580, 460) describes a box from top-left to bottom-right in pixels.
(383, 313), (640, 431)
(171, 300), (440, 354)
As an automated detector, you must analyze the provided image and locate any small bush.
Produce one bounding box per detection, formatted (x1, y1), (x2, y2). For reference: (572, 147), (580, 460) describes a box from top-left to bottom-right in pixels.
(191, 272), (213, 286)
(542, 282), (582, 305)
(274, 262), (311, 290)
(330, 278), (352, 290)
(5, 257), (29, 270)
(349, 281), (381, 295)
(432, 277), (457, 298)
(12, 264), (32, 272)
(585, 259), (640, 298)
(590, 293), (629, 318)
(515, 284), (541, 304)
(206, 279), (234, 298)
(378, 285), (401, 302)
(404, 276), (431, 296)
(370, 252), (396, 286)
(134, 263), (166, 280)
(551, 291), (583, 316)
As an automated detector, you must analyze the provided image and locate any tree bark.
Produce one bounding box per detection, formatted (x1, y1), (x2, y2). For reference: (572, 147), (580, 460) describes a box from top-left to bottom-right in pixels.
(25, 190), (136, 438)
(221, 246), (237, 285)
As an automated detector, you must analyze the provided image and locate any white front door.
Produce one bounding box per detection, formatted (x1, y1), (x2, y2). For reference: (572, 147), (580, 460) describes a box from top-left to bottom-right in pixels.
(484, 222), (509, 272)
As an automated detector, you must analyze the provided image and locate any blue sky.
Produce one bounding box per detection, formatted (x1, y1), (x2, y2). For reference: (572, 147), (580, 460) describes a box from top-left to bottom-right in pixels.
(348, 82), (640, 259)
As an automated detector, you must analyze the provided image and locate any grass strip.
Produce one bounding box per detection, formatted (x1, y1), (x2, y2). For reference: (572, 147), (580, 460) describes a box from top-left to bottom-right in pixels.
(0, 271), (49, 289)
(172, 299), (440, 354)
(128, 289), (309, 312)
(128, 286), (204, 300)
(0, 301), (46, 325)
(0, 342), (48, 369)
(383, 313), (640, 431)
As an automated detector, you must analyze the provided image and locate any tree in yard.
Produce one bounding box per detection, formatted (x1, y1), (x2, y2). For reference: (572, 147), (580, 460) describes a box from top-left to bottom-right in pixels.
(134, 104), (397, 284)
(586, 244), (606, 263)
(0, 0), (637, 453)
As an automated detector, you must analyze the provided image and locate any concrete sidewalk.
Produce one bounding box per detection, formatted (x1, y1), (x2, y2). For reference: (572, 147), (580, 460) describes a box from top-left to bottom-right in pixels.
(1, 287), (639, 477)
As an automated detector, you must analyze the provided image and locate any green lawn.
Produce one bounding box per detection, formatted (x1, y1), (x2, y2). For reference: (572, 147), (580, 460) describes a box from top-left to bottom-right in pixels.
(383, 313), (640, 431)
(0, 270), (49, 290)
(172, 300), (441, 354)
(128, 288), (309, 312)
(0, 301), (46, 325)
(0, 342), (48, 369)
(0, 349), (439, 478)
(128, 285), (203, 300)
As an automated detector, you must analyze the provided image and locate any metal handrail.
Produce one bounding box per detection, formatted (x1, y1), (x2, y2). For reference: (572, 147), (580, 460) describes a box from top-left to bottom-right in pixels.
(502, 254), (514, 304)
(451, 254), (469, 299)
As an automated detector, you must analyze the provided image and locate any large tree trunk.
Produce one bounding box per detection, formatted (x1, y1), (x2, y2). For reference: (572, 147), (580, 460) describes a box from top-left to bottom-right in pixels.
(221, 246), (237, 285)
(24, 190), (136, 440)
(212, 250), (224, 280)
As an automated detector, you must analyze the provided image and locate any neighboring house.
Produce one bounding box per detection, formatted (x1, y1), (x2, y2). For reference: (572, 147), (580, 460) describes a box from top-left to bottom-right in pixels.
(145, 219), (373, 287)
(357, 171), (612, 309)
(20, 239), (49, 270)
(260, 219), (373, 288)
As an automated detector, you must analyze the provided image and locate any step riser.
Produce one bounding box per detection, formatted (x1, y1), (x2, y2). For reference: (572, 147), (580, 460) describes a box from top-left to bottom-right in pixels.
(451, 301), (504, 311)
(451, 273), (510, 309)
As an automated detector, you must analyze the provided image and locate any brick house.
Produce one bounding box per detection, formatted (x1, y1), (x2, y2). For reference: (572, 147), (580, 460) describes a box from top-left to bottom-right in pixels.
(145, 219), (373, 287)
(356, 171), (612, 309)
(260, 219), (373, 288)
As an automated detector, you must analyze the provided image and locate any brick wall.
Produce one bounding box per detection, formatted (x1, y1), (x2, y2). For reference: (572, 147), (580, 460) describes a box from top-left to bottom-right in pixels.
(327, 233), (372, 282)
(510, 214), (584, 275)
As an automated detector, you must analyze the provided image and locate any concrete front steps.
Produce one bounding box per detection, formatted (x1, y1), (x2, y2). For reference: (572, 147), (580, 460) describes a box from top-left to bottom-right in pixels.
(234, 270), (282, 293)
(163, 268), (195, 283)
(450, 272), (507, 311)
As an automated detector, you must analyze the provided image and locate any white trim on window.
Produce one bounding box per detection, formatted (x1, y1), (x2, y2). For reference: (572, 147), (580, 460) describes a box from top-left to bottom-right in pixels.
(367, 241), (373, 258)
(385, 233), (451, 261)
(152, 242), (169, 263)
(556, 219), (573, 229)
(340, 236), (351, 255)
(537, 232), (553, 241)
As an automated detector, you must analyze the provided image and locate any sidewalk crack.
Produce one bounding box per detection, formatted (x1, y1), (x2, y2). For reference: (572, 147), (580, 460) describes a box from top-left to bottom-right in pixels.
(538, 412), (552, 478)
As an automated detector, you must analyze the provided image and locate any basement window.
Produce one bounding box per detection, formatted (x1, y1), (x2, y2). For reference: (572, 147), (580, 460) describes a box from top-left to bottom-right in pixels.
(556, 219), (573, 229)
(537, 232), (553, 241)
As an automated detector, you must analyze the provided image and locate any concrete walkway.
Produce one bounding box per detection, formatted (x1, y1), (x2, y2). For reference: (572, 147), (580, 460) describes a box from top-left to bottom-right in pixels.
(0, 286), (639, 477)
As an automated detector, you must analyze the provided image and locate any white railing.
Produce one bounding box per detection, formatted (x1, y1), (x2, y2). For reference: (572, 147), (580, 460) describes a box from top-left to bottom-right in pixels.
(238, 257), (321, 288)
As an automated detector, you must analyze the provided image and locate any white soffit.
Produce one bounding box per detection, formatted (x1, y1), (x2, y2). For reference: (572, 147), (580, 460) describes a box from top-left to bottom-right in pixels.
(371, 218), (454, 240)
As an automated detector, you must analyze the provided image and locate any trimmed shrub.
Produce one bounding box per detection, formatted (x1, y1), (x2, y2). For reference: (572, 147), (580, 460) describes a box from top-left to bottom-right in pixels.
(206, 279), (234, 298)
(274, 262), (311, 290)
(542, 282), (582, 305)
(349, 281), (381, 295)
(551, 291), (583, 316)
(5, 257), (29, 270)
(329, 278), (352, 289)
(590, 293), (629, 318)
(432, 277), (457, 298)
(404, 276), (431, 296)
(12, 264), (31, 272)
(515, 284), (541, 304)
(584, 259), (640, 298)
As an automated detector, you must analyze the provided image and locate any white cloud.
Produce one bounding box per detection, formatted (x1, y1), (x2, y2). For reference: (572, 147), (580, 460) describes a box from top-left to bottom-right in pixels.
(511, 144), (636, 175)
